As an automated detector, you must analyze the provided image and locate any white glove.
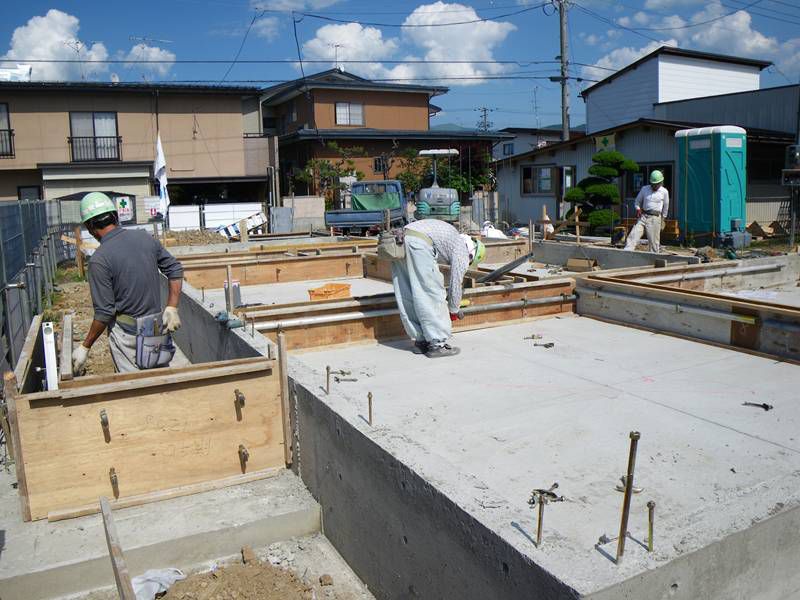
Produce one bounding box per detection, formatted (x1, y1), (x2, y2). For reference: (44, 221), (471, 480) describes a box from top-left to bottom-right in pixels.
(72, 344), (89, 376)
(163, 306), (181, 332)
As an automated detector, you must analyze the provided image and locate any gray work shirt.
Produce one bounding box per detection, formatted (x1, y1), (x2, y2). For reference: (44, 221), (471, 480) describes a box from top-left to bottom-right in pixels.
(88, 227), (183, 324)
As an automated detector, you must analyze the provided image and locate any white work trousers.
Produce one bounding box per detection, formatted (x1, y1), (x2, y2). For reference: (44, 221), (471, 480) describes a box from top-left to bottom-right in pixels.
(108, 325), (140, 373)
(391, 236), (452, 344)
(624, 214), (662, 253)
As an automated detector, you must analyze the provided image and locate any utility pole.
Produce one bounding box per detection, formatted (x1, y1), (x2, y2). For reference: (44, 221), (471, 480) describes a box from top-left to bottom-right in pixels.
(475, 107), (494, 132)
(558, 0), (571, 142)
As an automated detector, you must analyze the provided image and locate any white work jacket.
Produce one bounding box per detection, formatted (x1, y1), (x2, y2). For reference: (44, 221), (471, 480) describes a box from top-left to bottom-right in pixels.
(634, 185), (669, 218)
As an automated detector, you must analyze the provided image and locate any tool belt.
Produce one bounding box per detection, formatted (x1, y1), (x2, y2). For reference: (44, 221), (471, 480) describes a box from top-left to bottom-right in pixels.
(118, 311), (175, 370)
(643, 210), (662, 217)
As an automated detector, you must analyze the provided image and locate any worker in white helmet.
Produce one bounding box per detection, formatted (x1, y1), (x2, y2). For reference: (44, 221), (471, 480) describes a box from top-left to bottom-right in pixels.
(624, 170), (669, 253)
(72, 192), (183, 375)
(391, 219), (485, 358)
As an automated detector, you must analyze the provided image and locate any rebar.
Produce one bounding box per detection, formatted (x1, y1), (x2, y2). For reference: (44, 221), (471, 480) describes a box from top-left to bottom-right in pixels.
(616, 431), (641, 564)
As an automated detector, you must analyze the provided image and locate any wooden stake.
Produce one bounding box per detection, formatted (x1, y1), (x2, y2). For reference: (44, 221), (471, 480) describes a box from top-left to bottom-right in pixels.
(239, 219), (249, 243)
(225, 264), (235, 314)
(99, 497), (136, 600)
(277, 333), (293, 466)
(3, 372), (30, 521)
(528, 218), (534, 254)
(73, 226), (85, 280)
(368, 392), (373, 425)
(59, 313), (73, 382)
(575, 208), (581, 245)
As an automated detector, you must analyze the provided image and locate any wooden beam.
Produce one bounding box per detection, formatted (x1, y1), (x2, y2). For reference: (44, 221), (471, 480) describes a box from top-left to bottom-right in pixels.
(60, 313), (73, 382)
(49, 468), (280, 521)
(13, 314), (43, 392)
(73, 226), (85, 279)
(99, 496), (136, 600)
(277, 334), (292, 467)
(3, 372), (31, 521)
(25, 358), (274, 403)
(181, 254), (364, 289)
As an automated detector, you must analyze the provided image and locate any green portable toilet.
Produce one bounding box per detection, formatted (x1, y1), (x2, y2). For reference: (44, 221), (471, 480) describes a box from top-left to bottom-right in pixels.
(675, 126), (747, 246)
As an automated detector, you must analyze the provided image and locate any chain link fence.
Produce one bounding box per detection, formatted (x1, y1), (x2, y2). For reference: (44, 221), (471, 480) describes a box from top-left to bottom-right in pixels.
(0, 199), (79, 374)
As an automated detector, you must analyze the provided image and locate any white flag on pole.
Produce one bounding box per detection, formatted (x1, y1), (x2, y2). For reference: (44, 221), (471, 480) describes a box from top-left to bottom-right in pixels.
(154, 132), (170, 215)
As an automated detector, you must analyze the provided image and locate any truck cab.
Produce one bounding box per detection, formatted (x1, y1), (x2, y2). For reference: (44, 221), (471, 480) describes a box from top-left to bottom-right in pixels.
(324, 180), (407, 235)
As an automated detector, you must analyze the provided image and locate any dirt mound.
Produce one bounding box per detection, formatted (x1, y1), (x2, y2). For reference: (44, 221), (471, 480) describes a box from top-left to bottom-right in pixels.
(169, 229), (228, 247)
(163, 562), (313, 600)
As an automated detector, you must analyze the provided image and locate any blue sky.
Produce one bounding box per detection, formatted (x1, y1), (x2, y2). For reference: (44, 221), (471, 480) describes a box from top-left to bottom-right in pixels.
(2, 0), (798, 129)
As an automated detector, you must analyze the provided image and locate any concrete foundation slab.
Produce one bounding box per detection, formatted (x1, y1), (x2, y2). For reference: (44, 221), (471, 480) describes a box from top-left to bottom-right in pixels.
(203, 277), (395, 309)
(0, 469), (320, 600)
(288, 317), (800, 599)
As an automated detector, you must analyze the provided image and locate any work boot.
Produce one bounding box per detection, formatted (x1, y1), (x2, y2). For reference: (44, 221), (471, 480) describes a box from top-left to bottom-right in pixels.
(425, 343), (460, 358)
(412, 340), (429, 355)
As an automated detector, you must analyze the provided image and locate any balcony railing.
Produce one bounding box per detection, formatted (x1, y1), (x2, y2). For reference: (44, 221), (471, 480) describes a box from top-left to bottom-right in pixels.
(0, 129), (13, 158)
(68, 136), (121, 162)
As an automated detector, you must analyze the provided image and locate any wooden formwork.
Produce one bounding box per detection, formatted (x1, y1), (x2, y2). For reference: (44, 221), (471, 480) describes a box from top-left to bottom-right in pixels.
(241, 279), (576, 351)
(3, 316), (289, 522)
(182, 253), (364, 289)
(176, 237), (376, 265)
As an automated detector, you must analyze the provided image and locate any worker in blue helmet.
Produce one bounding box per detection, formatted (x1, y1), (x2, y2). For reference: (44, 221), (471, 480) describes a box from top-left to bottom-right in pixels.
(72, 192), (184, 375)
(624, 170), (670, 253)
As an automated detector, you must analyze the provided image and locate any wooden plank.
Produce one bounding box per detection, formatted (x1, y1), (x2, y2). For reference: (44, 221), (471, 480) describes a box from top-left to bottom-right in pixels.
(182, 254), (364, 289)
(17, 366), (284, 520)
(277, 334), (292, 467)
(99, 496), (136, 600)
(25, 358), (274, 403)
(61, 356), (267, 389)
(13, 315), (43, 391)
(3, 372), (32, 521)
(49, 468), (280, 521)
(60, 313), (74, 382)
(73, 226), (86, 279)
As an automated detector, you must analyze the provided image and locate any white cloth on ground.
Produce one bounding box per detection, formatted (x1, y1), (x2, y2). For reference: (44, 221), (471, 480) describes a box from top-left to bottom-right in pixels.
(391, 235), (452, 345)
(624, 213), (662, 253)
(132, 568), (185, 600)
(405, 219), (470, 313)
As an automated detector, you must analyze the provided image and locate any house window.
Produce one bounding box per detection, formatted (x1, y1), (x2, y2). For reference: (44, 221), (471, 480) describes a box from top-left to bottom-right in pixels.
(335, 102), (364, 126)
(69, 111), (120, 161)
(373, 156), (387, 174)
(18, 186), (41, 201)
(521, 165), (554, 195)
(502, 143), (514, 156)
(563, 166), (576, 192)
(290, 100), (297, 123)
(0, 103), (13, 157)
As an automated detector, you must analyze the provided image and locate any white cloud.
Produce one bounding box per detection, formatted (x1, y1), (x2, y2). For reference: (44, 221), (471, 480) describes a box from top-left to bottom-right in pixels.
(302, 22), (401, 79)
(398, 1), (517, 85)
(300, 2), (516, 85)
(617, 16), (631, 27)
(581, 33), (602, 46)
(1, 9), (108, 81)
(633, 11), (650, 25)
(777, 37), (800, 78)
(683, 1), (778, 57)
(253, 16), (279, 41)
(644, 0), (703, 10)
(122, 44), (176, 77)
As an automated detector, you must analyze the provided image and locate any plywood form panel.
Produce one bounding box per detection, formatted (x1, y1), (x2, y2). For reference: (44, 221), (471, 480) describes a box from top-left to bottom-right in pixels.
(15, 365), (284, 520)
(183, 255), (364, 289)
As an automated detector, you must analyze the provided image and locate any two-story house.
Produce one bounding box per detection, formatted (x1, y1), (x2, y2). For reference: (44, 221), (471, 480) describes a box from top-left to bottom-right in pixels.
(0, 81), (278, 223)
(259, 69), (511, 195)
(491, 126), (586, 161)
(495, 46), (797, 229)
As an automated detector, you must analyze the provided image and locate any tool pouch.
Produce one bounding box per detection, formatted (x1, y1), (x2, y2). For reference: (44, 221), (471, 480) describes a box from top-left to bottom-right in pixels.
(136, 334), (176, 369)
(134, 313), (176, 370)
(377, 229), (406, 261)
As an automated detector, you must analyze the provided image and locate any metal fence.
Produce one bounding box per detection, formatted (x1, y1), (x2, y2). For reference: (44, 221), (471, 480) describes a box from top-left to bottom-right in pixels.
(0, 199), (77, 374)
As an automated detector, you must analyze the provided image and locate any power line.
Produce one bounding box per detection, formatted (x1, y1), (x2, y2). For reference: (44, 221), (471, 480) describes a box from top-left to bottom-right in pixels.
(719, 0), (800, 24)
(153, 75), (599, 83)
(220, 10), (263, 81)
(294, 3), (548, 28)
(571, 2), (671, 44)
(628, 0), (766, 30)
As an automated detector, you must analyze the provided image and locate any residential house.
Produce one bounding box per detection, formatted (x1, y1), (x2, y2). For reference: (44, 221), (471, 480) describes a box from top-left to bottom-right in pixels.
(259, 69), (511, 197)
(0, 81), (278, 223)
(491, 126), (586, 161)
(495, 46), (797, 229)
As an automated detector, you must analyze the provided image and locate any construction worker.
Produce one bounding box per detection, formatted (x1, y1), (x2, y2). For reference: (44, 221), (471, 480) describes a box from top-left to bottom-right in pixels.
(624, 170), (669, 253)
(72, 192), (184, 375)
(391, 219), (486, 358)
